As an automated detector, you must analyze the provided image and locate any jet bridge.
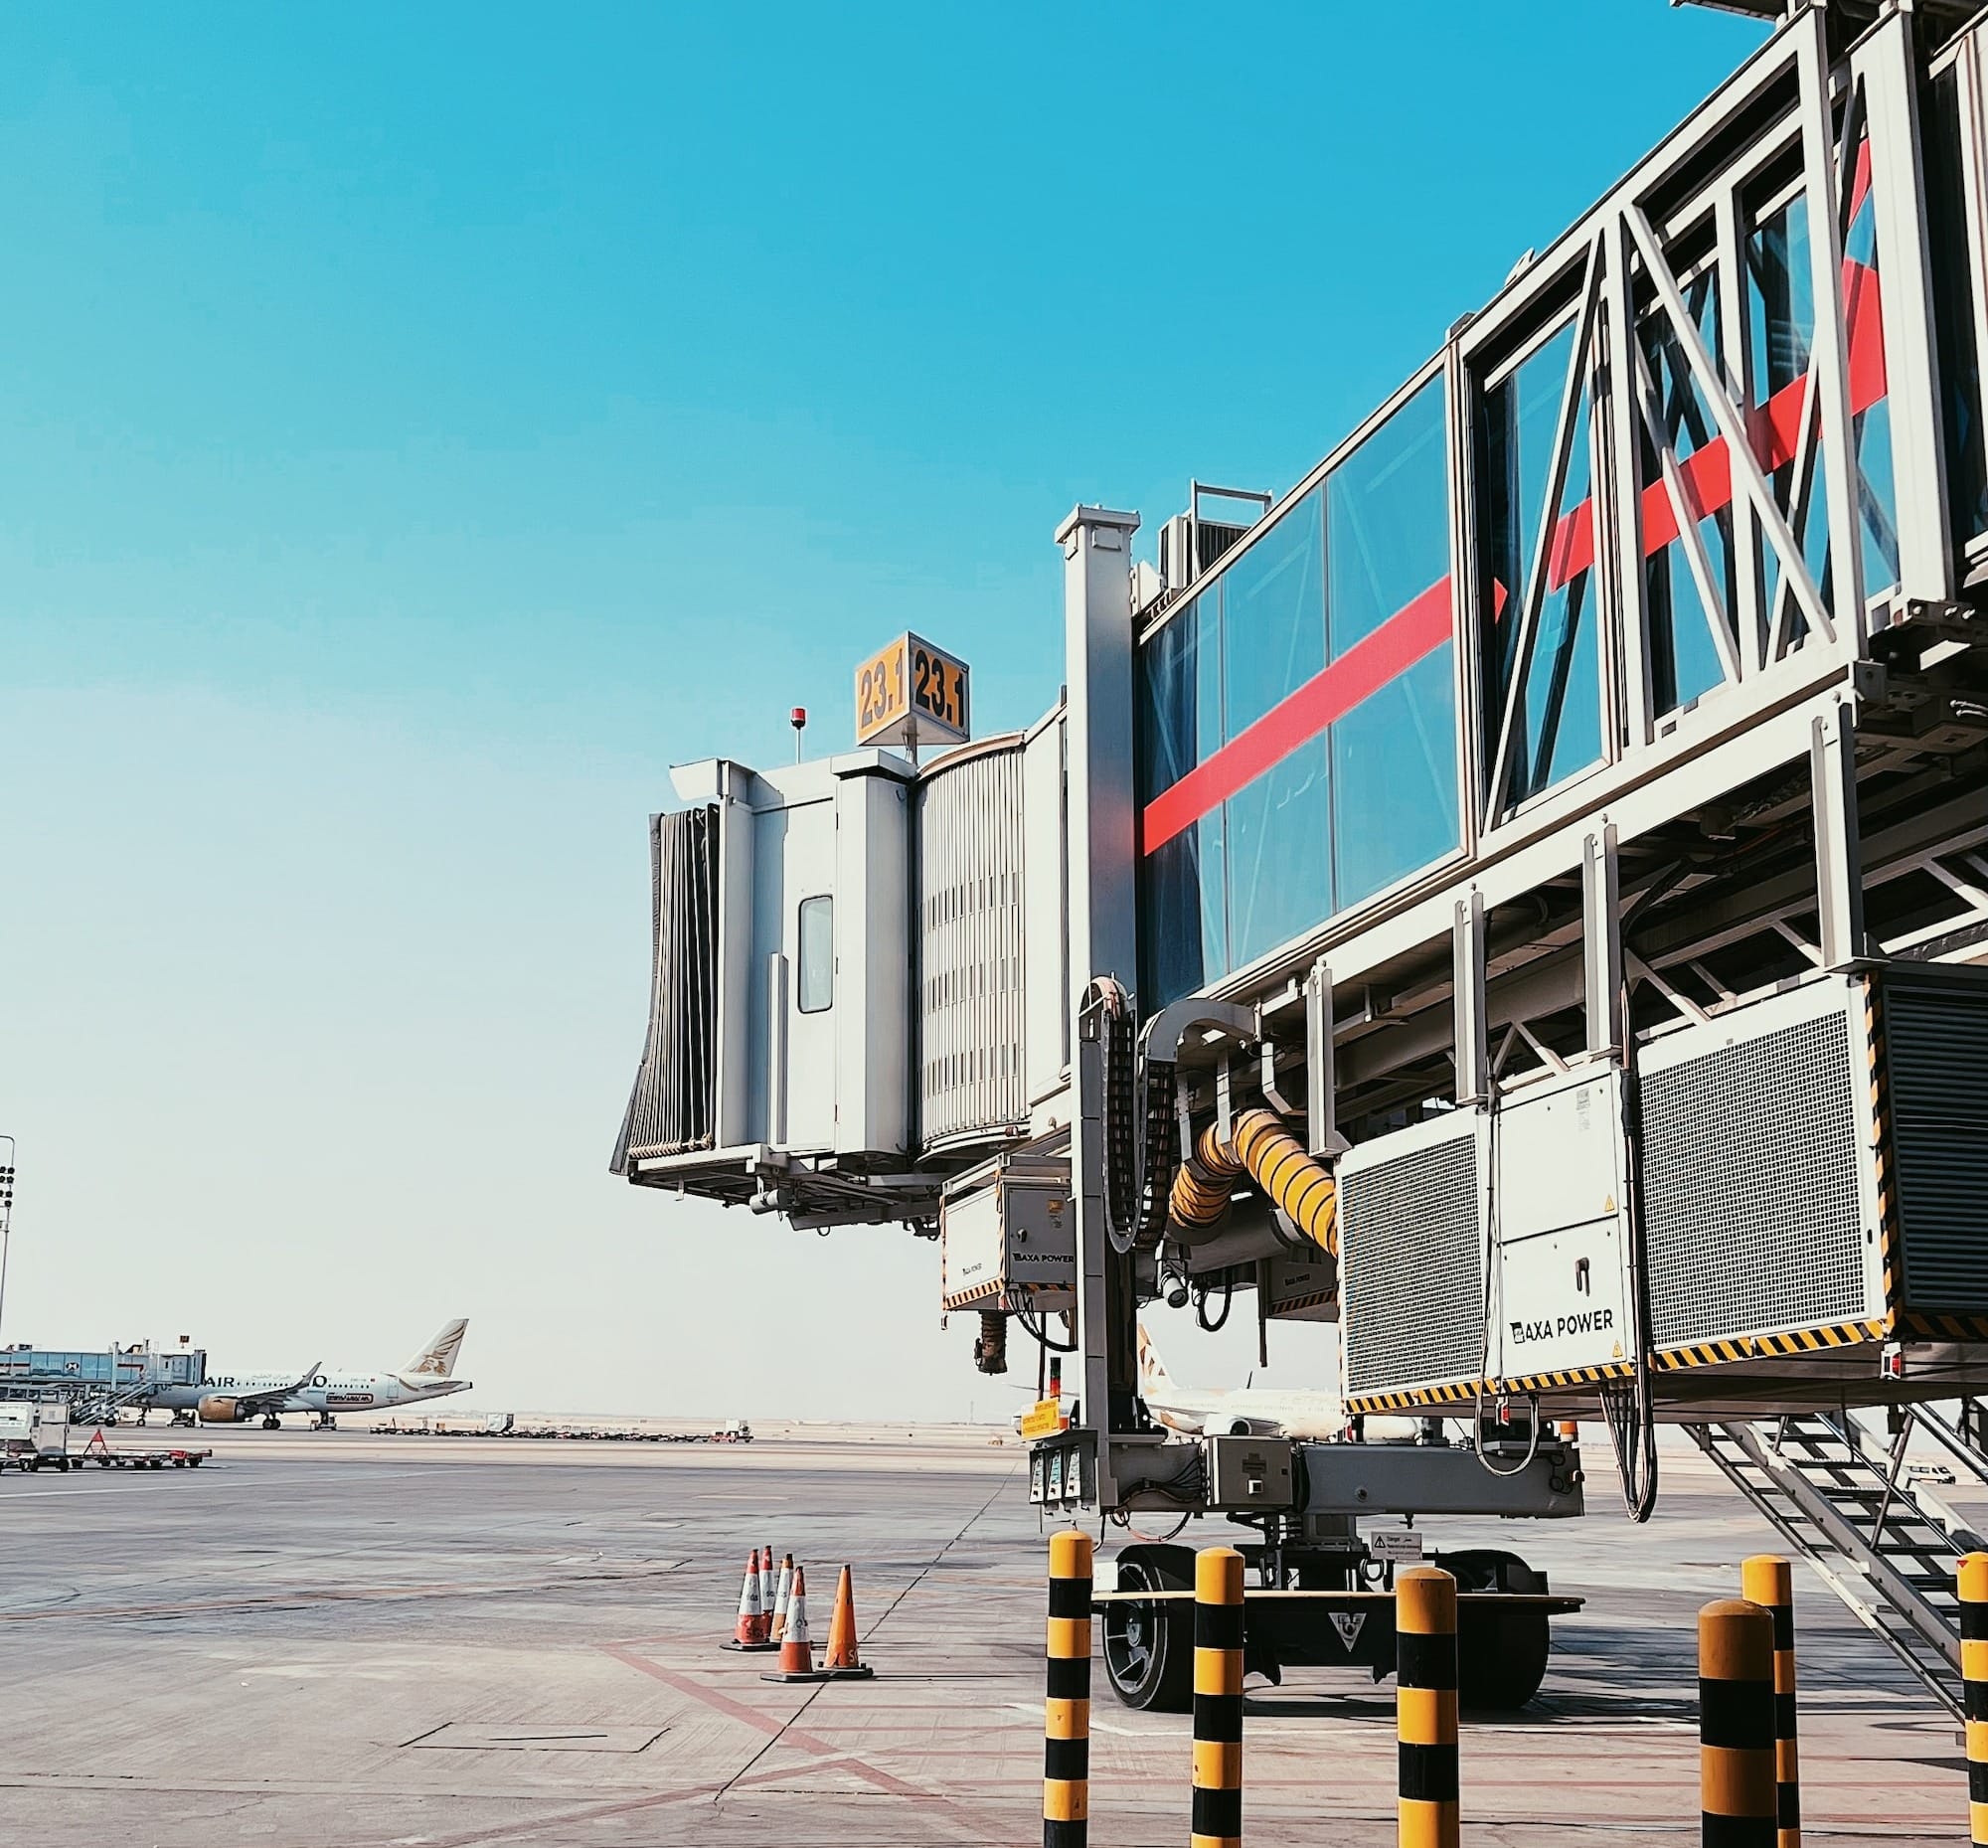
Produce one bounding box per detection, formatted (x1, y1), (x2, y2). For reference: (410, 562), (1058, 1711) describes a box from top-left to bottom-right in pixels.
(617, 3), (1988, 1563)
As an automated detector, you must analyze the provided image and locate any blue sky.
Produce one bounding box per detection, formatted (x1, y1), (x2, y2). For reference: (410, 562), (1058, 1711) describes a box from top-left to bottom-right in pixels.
(0, 3), (1762, 1417)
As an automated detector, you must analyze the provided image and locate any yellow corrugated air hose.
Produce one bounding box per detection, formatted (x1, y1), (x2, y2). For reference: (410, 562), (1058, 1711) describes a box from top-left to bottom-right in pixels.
(1166, 1121), (1243, 1235)
(1167, 1107), (1338, 1256)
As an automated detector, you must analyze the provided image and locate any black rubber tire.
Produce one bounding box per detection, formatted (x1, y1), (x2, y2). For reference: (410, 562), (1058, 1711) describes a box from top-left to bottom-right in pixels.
(1101, 1544), (1196, 1713)
(1457, 1604), (1552, 1711)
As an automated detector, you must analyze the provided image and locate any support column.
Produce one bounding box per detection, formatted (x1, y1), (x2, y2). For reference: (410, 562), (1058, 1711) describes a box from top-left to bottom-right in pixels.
(1582, 824), (1623, 1059)
(1811, 697), (1867, 970)
(1059, 504), (1141, 1505)
(1453, 892), (1489, 1105)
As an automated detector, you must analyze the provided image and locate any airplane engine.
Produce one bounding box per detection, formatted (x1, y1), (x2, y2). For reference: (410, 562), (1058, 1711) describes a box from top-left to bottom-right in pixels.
(196, 1396), (250, 1424)
(1213, 1416), (1255, 1437)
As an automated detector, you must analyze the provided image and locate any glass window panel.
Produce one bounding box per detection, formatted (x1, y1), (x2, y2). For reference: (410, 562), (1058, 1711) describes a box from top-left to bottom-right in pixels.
(1140, 816), (1226, 1008)
(1844, 134), (1901, 592)
(797, 895), (833, 1013)
(1327, 381), (1449, 653)
(1326, 379), (1460, 909)
(1744, 190), (1824, 653)
(1225, 742), (1330, 972)
(1927, 65), (1988, 548)
(1332, 649), (1459, 911)
(1137, 593), (1228, 1005)
(1640, 268), (1736, 718)
(1477, 322), (1604, 808)
(1137, 594), (1221, 803)
(1221, 488), (1325, 739)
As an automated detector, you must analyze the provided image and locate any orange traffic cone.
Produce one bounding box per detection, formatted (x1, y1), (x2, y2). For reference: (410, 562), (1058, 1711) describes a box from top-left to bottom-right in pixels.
(762, 1564), (817, 1681)
(759, 1543), (777, 1618)
(820, 1565), (876, 1680)
(721, 1547), (775, 1651)
(769, 1553), (795, 1642)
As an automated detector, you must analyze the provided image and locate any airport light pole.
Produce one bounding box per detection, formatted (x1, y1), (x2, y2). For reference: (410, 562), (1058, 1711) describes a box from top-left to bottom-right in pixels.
(0, 1136), (15, 1347)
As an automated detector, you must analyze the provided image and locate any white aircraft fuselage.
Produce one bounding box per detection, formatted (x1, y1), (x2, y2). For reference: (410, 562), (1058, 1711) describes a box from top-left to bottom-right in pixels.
(148, 1371), (472, 1417)
(146, 1319), (473, 1425)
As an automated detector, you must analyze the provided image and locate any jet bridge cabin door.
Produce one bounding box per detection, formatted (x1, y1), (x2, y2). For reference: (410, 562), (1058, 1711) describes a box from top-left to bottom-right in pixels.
(755, 789), (839, 1152)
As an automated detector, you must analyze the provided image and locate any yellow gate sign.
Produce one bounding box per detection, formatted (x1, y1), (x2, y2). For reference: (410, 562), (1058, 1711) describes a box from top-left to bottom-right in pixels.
(855, 632), (970, 750)
(1019, 1399), (1066, 1440)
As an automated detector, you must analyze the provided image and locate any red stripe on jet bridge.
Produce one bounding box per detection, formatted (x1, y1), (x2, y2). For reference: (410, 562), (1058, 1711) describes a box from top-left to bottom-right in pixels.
(1141, 258), (1890, 857)
(1140, 578), (1454, 855)
(1544, 260), (1888, 592)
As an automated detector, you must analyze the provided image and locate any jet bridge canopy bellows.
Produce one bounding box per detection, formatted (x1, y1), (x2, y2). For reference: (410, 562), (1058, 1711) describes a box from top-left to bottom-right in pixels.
(612, 804), (718, 1171)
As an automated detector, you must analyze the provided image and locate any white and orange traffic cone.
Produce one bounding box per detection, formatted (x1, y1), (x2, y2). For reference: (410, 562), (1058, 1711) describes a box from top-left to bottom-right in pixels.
(820, 1565), (876, 1680)
(769, 1553), (795, 1643)
(721, 1547), (775, 1652)
(762, 1564), (817, 1681)
(759, 1542), (777, 1619)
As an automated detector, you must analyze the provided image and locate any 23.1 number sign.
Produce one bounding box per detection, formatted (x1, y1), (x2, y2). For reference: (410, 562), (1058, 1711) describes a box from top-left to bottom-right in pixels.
(854, 632), (971, 750)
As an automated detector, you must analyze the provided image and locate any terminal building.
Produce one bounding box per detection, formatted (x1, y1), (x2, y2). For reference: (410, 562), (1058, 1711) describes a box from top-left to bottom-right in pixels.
(614, 0), (1988, 1710)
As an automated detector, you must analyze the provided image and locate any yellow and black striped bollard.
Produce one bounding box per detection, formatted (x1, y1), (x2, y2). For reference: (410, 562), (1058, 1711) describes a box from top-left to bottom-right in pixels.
(1396, 1566), (1459, 1848)
(1741, 1556), (1799, 1847)
(1962, 1553), (1988, 1846)
(1700, 1598), (1775, 1846)
(1192, 1546), (1244, 1848)
(1044, 1529), (1092, 1848)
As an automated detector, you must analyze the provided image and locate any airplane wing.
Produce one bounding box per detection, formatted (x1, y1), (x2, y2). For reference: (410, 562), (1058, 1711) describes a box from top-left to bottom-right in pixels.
(224, 1362), (321, 1416)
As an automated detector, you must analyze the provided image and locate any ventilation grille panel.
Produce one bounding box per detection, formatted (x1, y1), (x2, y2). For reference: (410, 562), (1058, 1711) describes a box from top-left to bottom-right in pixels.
(1888, 976), (1988, 1311)
(1342, 1131), (1484, 1396)
(1642, 1009), (1867, 1347)
(917, 746), (1029, 1149)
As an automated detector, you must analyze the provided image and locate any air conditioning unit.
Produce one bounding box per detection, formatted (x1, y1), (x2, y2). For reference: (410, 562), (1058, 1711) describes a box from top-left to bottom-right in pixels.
(1156, 483), (1272, 592)
(1337, 963), (1988, 1414)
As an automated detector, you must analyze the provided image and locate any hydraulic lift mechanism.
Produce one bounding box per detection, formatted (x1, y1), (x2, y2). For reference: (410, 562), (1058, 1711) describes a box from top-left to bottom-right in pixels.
(614, 2), (1988, 1708)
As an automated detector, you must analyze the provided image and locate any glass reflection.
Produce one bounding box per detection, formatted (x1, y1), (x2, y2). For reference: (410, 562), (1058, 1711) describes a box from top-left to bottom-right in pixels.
(1478, 321), (1603, 809)
(1640, 268), (1736, 717)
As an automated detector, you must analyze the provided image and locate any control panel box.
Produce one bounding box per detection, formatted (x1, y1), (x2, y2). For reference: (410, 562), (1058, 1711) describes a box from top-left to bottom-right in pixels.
(1487, 1065), (1633, 1382)
(1202, 1432), (1295, 1508)
(940, 1154), (1076, 1311)
(1029, 1428), (1096, 1511)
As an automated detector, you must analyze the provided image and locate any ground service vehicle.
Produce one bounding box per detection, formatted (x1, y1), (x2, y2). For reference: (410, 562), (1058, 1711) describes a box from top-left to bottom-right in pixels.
(615, 0), (1988, 1710)
(0, 1402), (72, 1472)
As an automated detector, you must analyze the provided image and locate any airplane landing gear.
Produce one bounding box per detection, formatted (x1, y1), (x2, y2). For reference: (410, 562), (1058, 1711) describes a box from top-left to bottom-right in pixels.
(260, 1414), (282, 1430)
(313, 1414), (337, 1430)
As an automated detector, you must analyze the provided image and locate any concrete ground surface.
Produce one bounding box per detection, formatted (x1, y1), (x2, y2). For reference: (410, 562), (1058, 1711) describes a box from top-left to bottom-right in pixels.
(0, 1424), (1965, 1846)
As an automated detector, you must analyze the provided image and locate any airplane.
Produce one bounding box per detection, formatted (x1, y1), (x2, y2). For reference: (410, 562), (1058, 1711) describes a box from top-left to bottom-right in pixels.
(1135, 1323), (1352, 1440)
(146, 1319), (473, 1430)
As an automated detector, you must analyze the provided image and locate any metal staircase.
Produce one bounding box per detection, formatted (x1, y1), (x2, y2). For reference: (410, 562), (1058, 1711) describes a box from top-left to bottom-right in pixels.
(1686, 1407), (1988, 1720)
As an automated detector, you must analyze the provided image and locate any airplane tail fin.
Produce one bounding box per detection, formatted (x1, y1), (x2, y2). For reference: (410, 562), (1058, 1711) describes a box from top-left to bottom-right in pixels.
(1136, 1323), (1175, 1398)
(403, 1318), (469, 1381)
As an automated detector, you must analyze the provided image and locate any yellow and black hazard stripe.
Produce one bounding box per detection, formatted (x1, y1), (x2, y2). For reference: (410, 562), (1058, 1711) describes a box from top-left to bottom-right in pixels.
(1959, 1555), (1988, 1846)
(1347, 1361), (1631, 1417)
(941, 1282), (1000, 1313)
(1494, 1361), (1634, 1396)
(1893, 1311), (1988, 1343)
(1700, 1599), (1776, 1845)
(1270, 1287), (1339, 1315)
(1348, 1381), (1478, 1415)
(1865, 975), (1905, 1319)
(1191, 1547), (1245, 1848)
(1043, 1529), (1091, 1848)
(1651, 1319), (1890, 1371)
(1740, 1556), (1800, 1848)
(1397, 1568), (1460, 1848)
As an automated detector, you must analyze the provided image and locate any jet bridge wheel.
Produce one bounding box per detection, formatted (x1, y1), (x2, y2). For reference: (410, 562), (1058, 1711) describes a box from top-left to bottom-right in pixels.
(1437, 1548), (1553, 1712)
(1100, 1544), (1196, 1713)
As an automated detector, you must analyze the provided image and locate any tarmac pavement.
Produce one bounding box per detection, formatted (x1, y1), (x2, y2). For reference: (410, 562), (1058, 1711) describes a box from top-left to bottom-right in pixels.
(0, 1423), (1965, 1845)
